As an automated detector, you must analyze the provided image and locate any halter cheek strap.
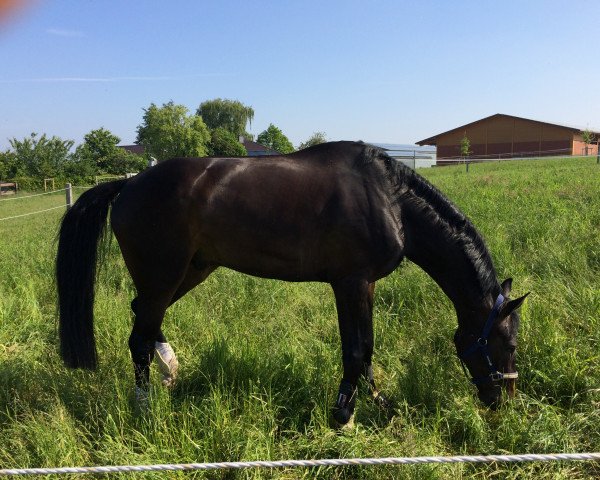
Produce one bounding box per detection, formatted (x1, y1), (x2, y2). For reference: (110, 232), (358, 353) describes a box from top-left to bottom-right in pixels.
(459, 293), (519, 385)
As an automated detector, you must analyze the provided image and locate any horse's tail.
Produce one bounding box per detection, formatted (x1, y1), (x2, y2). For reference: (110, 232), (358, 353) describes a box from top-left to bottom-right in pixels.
(56, 178), (129, 370)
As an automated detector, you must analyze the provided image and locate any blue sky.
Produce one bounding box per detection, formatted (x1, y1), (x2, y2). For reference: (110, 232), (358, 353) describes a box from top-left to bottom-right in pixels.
(1, 1), (598, 150)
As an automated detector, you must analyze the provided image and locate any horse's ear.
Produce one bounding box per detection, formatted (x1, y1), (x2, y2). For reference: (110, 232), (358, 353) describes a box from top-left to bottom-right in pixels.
(499, 293), (529, 319)
(500, 278), (513, 297)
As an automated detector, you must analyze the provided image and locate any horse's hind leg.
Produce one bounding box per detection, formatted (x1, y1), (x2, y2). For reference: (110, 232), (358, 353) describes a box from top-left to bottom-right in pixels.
(129, 293), (174, 405)
(156, 263), (216, 386)
(130, 297), (178, 387)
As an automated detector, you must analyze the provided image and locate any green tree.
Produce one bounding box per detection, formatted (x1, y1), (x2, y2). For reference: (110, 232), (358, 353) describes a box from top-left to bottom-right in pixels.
(197, 98), (254, 139)
(9, 133), (74, 178)
(76, 128), (121, 171)
(62, 155), (97, 182)
(460, 132), (472, 159)
(582, 129), (595, 156)
(298, 131), (327, 150)
(0, 150), (20, 179)
(257, 124), (295, 154)
(136, 101), (210, 161)
(208, 127), (247, 157)
(102, 149), (147, 175)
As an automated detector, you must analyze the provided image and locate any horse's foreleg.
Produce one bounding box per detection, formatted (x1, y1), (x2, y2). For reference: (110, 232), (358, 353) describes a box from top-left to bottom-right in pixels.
(331, 278), (373, 427)
(359, 282), (391, 410)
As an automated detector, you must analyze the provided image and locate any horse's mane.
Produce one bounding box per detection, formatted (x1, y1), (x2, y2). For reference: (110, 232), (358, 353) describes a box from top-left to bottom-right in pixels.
(362, 143), (499, 297)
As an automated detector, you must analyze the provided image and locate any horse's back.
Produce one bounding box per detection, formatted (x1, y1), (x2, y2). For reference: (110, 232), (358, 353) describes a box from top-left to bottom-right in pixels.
(111, 145), (403, 283)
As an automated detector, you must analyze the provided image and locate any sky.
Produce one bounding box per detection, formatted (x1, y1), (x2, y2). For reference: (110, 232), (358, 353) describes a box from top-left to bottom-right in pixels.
(1, 0), (599, 150)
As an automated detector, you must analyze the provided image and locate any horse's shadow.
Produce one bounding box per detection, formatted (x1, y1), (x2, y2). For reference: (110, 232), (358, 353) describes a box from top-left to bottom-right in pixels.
(169, 337), (330, 431)
(0, 340), (396, 436)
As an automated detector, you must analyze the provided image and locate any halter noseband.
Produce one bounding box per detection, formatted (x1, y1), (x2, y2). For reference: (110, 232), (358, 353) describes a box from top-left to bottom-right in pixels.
(459, 293), (519, 385)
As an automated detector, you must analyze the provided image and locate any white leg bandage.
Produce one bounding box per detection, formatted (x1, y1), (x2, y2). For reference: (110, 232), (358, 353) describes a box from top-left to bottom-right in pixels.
(154, 342), (179, 387)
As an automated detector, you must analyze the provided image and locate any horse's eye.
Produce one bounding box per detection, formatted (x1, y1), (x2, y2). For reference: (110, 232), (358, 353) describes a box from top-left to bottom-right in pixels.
(506, 345), (516, 354)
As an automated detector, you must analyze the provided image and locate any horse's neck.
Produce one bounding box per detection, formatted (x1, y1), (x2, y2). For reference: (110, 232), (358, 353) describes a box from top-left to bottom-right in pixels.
(400, 192), (500, 316)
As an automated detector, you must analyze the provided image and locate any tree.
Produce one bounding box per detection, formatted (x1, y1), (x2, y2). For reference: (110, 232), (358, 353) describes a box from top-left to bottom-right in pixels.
(197, 98), (254, 139)
(102, 149), (147, 175)
(460, 132), (472, 159)
(0, 150), (19, 179)
(298, 131), (327, 150)
(75, 127), (121, 172)
(582, 129), (595, 156)
(136, 101), (210, 161)
(257, 124), (295, 154)
(9, 133), (74, 178)
(208, 127), (247, 157)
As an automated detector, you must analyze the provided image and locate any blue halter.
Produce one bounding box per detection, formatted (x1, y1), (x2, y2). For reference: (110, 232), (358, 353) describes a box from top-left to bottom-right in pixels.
(459, 293), (518, 385)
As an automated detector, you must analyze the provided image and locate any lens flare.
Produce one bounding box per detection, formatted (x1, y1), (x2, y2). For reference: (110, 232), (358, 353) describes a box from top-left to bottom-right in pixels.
(0, 0), (34, 26)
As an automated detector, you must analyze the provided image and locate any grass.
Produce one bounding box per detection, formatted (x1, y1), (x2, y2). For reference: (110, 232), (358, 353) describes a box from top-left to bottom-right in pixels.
(0, 158), (599, 479)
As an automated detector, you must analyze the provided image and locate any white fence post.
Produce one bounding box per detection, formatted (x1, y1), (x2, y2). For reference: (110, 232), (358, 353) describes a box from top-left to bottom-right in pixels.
(65, 183), (73, 209)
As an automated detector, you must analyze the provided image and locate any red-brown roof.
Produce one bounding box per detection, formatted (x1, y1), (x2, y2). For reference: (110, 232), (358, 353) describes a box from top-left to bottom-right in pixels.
(118, 144), (146, 155)
(416, 114), (600, 146)
(241, 139), (280, 155)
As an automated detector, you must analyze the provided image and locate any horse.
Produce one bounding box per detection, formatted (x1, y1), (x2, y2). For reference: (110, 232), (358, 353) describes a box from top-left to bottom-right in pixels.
(56, 141), (527, 425)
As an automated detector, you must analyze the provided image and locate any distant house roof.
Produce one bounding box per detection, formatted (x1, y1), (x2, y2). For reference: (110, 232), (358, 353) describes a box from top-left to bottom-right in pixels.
(118, 144), (145, 155)
(240, 137), (280, 156)
(416, 113), (600, 146)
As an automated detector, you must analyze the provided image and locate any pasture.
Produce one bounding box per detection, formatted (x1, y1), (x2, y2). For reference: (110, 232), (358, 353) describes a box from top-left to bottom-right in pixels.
(0, 157), (598, 479)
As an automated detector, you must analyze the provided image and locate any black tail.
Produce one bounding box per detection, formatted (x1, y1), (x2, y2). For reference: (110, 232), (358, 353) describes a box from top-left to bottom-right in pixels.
(56, 179), (129, 369)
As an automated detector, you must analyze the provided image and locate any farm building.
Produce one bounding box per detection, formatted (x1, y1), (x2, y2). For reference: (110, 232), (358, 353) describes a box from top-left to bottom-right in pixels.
(239, 137), (280, 156)
(416, 114), (600, 164)
(118, 144), (145, 155)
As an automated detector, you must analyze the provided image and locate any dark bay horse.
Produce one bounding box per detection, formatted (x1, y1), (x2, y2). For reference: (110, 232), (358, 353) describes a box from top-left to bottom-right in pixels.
(56, 141), (527, 425)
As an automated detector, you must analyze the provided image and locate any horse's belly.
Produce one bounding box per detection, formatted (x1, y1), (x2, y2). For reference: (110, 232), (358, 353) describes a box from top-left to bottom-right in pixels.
(197, 235), (324, 281)
(196, 230), (402, 283)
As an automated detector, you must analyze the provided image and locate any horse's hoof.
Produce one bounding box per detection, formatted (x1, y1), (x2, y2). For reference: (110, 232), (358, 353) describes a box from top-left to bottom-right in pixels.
(331, 408), (355, 429)
(161, 375), (176, 388)
(372, 390), (392, 410)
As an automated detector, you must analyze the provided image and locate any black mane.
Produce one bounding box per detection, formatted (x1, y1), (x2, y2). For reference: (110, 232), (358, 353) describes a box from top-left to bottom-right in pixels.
(373, 146), (499, 297)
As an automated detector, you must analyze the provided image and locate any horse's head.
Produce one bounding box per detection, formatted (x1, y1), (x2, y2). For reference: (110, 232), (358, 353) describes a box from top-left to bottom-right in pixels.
(454, 279), (528, 409)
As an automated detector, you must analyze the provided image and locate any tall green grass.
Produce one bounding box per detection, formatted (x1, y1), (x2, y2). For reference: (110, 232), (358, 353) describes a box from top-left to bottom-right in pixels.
(0, 158), (598, 479)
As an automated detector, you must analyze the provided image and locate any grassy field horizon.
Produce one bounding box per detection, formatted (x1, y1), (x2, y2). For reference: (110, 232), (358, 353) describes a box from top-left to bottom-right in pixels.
(0, 157), (598, 479)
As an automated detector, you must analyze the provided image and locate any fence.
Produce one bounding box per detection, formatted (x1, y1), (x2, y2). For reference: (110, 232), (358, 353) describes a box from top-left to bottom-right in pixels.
(437, 151), (600, 172)
(1, 452), (599, 476)
(0, 184), (86, 222)
(383, 148), (437, 169)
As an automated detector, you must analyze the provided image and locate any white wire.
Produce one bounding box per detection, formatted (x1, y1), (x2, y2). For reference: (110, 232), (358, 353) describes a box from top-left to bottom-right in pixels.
(0, 204), (65, 221)
(0, 452), (599, 476)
